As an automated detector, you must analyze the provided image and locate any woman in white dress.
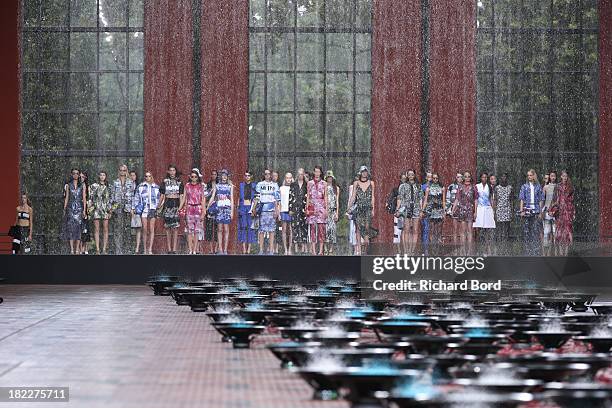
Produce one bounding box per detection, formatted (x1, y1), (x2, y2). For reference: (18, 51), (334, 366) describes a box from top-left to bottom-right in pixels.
(473, 172), (496, 255)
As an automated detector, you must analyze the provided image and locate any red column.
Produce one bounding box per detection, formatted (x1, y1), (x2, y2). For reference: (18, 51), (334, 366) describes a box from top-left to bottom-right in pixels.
(371, 0), (423, 245)
(200, 1), (249, 252)
(144, 0), (194, 251)
(428, 0), (477, 187)
(600, 0), (612, 241)
(0, 0), (20, 244)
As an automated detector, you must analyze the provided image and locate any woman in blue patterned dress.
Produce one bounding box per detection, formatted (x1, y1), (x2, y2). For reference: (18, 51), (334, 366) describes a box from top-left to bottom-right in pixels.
(63, 168), (87, 254)
(208, 169), (234, 255)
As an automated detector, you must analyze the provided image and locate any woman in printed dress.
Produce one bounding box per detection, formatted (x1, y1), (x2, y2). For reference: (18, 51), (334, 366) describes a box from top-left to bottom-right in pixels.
(451, 171), (478, 255)
(306, 166), (328, 255)
(89, 171), (113, 254)
(181, 169), (207, 255)
(422, 173), (446, 252)
(553, 170), (575, 256)
(324, 170), (340, 255)
(347, 165), (375, 256)
(289, 168), (308, 254)
(208, 169), (234, 255)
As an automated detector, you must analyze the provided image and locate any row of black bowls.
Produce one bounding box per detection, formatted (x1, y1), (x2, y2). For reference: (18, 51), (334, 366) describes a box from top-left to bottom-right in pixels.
(147, 276), (612, 407)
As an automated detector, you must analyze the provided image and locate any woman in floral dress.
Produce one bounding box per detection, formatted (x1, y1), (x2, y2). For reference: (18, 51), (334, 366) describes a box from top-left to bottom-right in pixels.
(88, 171), (112, 254)
(289, 168), (308, 254)
(347, 165), (375, 256)
(554, 170), (575, 256)
(451, 171), (478, 254)
(306, 166), (328, 255)
(182, 169), (207, 254)
(324, 170), (340, 255)
(494, 173), (513, 251)
(422, 173), (446, 251)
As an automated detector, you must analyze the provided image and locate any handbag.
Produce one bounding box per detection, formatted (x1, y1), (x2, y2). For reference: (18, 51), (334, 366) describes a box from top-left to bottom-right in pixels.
(8, 225), (18, 237)
(81, 219), (91, 243)
(548, 204), (559, 219)
(208, 201), (219, 216)
(131, 214), (142, 228)
(134, 202), (144, 215)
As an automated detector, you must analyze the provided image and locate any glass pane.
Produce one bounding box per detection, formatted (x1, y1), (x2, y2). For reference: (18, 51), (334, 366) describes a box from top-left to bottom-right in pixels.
(326, 0), (353, 28)
(582, 0), (598, 28)
(476, 74), (493, 111)
(250, 0), (265, 27)
(39, 113), (69, 151)
(129, 0), (144, 27)
(296, 113), (324, 151)
(355, 34), (370, 71)
(128, 113), (143, 150)
(129, 73), (143, 110)
(326, 73), (353, 111)
(522, 33), (549, 72)
(553, 0), (579, 28)
(355, 113), (370, 152)
(555, 34), (581, 71)
(71, 0), (97, 27)
(522, 0), (551, 28)
(325, 113), (352, 152)
(100, 32), (127, 70)
(477, 33), (492, 71)
(40, 0), (69, 26)
(22, 112), (38, 150)
(297, 0), (323, 27)
(355, 0), (371, 29)
(99, 72), (128, 110)
(22, 73), (39, 110)
(267, 73), (293, 111)
(99, 0), (127, 27)
(268, 0), (295, 28)
(267, 114), (294, 152)
(71, 33), (97, 71)
(250, 33), (266, 70)
(524, 73), (551, 111)
(296, 33), (324, 71)
(476, 0), (492, 28)
(494, 32), (521, 71)
(327, 33), (353, 72)
(249, 73), (265, 111)
(70, 73), (97, 111)
(39, 73), (69, 110)
(22, 32), (38, 69)
(248, 113), (265, 153)
(267, 33), (295, 70)
(129, 32), (144, 70)
(24, 0), (40, 27)
(100, 112), (127, 150)
(39, 156), (69, 194)
(40, 32), (70, 70)
(69, 114), (97, 150)
(584, 34), (599, 71)
(355, 73), (370, 112)
(493, 0), (521, 28)
(296, 73), (324, 111)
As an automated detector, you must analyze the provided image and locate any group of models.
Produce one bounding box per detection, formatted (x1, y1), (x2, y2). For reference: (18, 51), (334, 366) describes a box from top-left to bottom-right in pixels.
(13, 164), (575, 256)
(391, 169), (575, 256)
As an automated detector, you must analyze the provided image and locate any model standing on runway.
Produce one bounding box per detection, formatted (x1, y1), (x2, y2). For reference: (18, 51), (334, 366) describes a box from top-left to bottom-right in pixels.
(256, 169), (280, 255)
(422, 173), (445, 252)
(238, 171), (257, 254)
(306, 166), (328, 256)
(396, 169), (421, 254)
(158, 165), (184, 254)
(289, 168), (308, 254)
(208, 169), (234, 255)
(13, 193), (33, 254)
(129, 170), (142, 254)
(63, 169), (86, 255)
(542, 171), (558, 255)
(111, 164), (135, 255)
(553, 170), (575, 256)
(451, 171), (478, 255)
(324, 170), (340, 255)
(133, 172), (160, 255)
(446, 173), (463, 245)
(494, 173), (513, 254)
(473, 172), (496, 255)
(279, 172), (294, 255)
(205, 170), (218, 254)
(347, 165), (375, 256)
(182, 169), (207, 255)
(89, 171), (113, 255)
(519, 169), (544, 256)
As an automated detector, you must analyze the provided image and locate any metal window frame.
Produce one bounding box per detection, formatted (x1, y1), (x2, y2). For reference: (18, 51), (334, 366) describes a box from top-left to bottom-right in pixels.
(248, 0), (372, 175)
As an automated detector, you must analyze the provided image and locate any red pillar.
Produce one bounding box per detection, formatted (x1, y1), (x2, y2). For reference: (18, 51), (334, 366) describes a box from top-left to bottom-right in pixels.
(371, 0), (423, 245)
(600, 0), (612, 241)
(428, 0), (477, 185)
(144, 0), (194, 251)
(200, 1), (249, 252)
(0, 0), (20, 245)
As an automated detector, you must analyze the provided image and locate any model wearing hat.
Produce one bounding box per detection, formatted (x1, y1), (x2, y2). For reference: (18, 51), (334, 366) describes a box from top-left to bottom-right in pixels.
(346, 165), (375, 255)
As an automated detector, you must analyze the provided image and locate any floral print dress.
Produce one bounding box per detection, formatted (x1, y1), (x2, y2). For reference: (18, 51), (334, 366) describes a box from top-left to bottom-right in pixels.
(555, 183), (575, 244)
(307, 179), (327, 225)
(326, 185), (338, 244)
(89, 182), (112, 220)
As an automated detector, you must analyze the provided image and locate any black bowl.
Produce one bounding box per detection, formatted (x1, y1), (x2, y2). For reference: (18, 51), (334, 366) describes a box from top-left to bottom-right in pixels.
(404, 335), (465, 355)
(278, 327), (324, 341)
(562, 322), (599, 335)
(451, 378), (543, 393)
(446, 343), (504, 357)
(544, 390), (611, 408)
(217, 323), (265, 348)
(266, 341), (322, 368)
(323, 319), (365, 332)
(304, 348), (396, 368)
(371, 322), (430, 340)
(575, 336), (612, 353)
(394, 303), (430, 314)
(431, 354), (479, 378)
(525, 331), (579, 350)
(237, 309), (281, 325)
(433, 319), (464, 333)
(592, 304), (612, 315)
(518, 363), (591, 382)
(301, 332), (361, 347)
(205, 311), (234, 322)
(294, 368), (342, 400)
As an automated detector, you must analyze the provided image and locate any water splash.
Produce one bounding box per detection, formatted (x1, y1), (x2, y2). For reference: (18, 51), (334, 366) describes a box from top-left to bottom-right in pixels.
(465, 328), (492, 338)
(318, 325), (347, 338)
(463, 316), (488, 328)
(590, 326), (612, 338)
(540, 319), (564, 333)
(305, 352), (345, 372)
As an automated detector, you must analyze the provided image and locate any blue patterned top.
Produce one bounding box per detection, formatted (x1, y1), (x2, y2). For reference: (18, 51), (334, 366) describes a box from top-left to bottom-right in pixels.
(519, 182), (544, 212)
(133, 182), (161, 212)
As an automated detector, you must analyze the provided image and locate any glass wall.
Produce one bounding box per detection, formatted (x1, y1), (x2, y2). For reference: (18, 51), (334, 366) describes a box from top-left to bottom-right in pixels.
(248, 0), (372, 198)
(21, 0), (144, 253)
(476, 0), (599, 238)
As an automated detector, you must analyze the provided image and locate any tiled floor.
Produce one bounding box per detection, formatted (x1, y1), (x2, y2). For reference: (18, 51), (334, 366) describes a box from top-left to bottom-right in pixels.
(0, 285), (348, 408)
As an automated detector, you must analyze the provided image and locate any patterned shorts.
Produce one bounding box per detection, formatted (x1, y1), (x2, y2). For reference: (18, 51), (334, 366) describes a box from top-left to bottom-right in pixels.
(259, 211), (276, 232)
(216, 207), (232, 225)
(186, 214), (203, 235)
